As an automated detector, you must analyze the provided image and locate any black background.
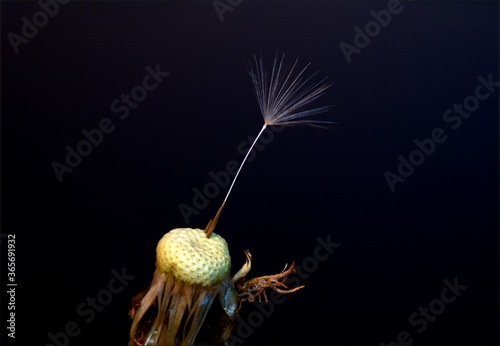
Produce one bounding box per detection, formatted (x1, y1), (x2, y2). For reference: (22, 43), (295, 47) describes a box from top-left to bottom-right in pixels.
(1, 1), (498, 345)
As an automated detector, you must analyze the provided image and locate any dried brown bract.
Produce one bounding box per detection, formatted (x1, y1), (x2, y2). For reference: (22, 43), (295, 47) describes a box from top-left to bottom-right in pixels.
(236, 261), (304, 303)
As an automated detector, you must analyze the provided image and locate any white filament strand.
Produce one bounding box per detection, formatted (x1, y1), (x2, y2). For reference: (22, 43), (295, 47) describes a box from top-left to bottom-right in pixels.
(223, 124), (267, 203)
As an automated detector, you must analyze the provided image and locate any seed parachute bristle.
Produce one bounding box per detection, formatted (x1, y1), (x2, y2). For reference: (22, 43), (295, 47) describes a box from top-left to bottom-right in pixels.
(249, 52), (334, 128)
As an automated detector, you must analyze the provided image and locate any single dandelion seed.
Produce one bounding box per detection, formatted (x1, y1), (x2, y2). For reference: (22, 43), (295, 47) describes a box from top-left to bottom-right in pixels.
(205, 52), (333, 236)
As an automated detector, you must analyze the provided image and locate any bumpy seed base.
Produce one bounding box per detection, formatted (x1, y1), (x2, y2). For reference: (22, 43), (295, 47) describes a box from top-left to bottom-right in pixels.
(156, 228), (231, 287)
